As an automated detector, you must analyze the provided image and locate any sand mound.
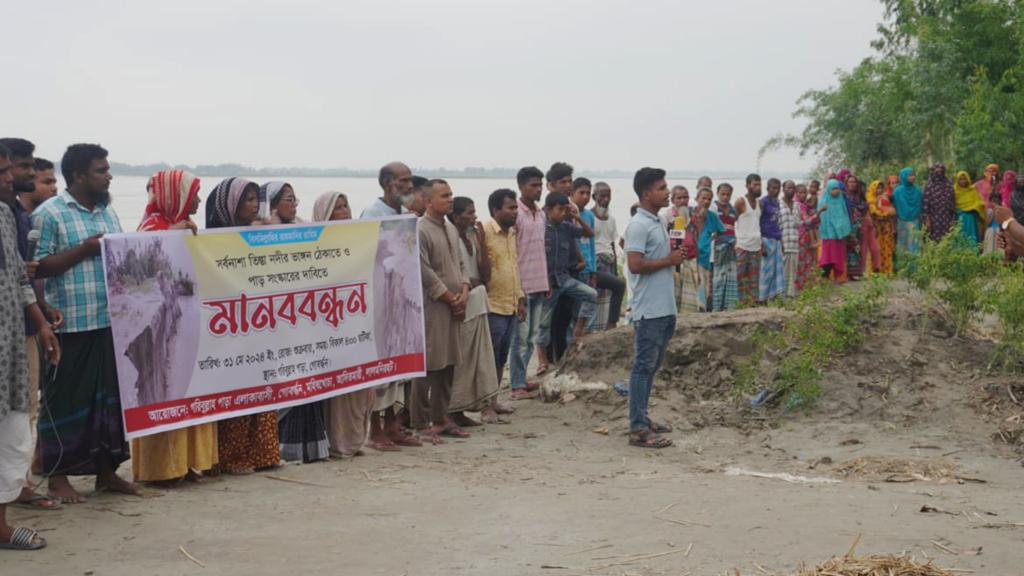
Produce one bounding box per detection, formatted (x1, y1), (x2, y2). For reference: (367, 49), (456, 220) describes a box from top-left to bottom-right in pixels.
(552, 288), (1024, 456)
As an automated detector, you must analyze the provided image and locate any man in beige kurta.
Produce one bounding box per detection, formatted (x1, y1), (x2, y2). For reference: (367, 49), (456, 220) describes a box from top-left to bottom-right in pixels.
(413, 179), (470, 441)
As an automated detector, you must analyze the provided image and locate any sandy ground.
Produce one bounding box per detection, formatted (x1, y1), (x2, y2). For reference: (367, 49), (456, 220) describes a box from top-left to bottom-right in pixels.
(7, 291), (1024, 576)
(5, 395), (1023, 576)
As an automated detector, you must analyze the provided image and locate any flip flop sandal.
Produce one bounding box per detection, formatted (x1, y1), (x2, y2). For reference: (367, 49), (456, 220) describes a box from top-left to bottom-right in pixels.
(13, 493), (63, 511)
(493, 403), (516, 415)
(628, 430), (673, 449)
(0, 527), (47, 550)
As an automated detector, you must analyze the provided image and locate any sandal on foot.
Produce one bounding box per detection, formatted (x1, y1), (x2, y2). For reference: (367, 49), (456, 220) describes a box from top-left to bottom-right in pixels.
(629, 429), (673, 449)
(0, 527), (47, 550)
(510, 389), (538, 400)
(13, 491), (62, 511)
(647, 420), (673, 434)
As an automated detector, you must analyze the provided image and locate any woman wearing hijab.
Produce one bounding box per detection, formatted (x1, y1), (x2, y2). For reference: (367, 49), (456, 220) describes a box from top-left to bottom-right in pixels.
(893, 167), (924, 260)
(922, 164), (957, 243)
(866, 179), (896, 274)
(263, 181), (303, 225)
(795, 185), (820, 290)
(818, 179), (851, 283)
(975, 164), (999, 206)
(131, 170), (219, 485)
(205, 178), (281, 474)
(952, 171), (987, 247)
(309, 191), (377, 457)
(998, 170), (1017, 208)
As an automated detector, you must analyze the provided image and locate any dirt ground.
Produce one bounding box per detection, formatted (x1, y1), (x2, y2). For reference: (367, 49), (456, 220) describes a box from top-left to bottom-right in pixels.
(5, 292), (1024, 576)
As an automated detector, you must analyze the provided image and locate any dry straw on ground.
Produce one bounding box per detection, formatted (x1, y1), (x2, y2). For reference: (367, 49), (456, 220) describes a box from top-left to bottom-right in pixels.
(787, 554), (957, 576)
(833, 457), (960, 483)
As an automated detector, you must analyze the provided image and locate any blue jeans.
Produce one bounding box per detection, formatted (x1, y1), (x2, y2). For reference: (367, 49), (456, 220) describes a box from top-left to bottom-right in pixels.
(629, 315), (676, 432)
(535, 278), (598, 347)
(488, 313), (517, 384)
(509, 293), (545, 390)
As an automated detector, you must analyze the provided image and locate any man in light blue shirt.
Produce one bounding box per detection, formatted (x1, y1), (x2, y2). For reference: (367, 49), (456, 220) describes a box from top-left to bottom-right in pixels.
(623, 167), (682, 449)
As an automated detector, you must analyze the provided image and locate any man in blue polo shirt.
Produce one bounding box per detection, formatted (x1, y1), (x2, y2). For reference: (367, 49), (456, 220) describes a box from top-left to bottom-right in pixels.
(624, 167), (683, 449)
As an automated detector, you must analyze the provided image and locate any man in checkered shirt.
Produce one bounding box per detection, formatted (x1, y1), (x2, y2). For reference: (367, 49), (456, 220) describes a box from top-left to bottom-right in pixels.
(31, 144), (140, 504)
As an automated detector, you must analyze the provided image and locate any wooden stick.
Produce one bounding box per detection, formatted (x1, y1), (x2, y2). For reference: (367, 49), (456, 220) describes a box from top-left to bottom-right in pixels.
(684, 542), (694, 558)
(932, 540), (959, 555)
(178, 545), (206, 568)
(654, 515), (712, 528)
(261, 474), (330, 488)
(586, 548), (687, 570)
(845, 533), (862, 558)
(562, 543), (612, 557)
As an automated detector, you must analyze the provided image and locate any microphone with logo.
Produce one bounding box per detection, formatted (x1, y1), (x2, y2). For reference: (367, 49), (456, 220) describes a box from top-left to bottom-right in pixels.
(27, 229), (41, 260)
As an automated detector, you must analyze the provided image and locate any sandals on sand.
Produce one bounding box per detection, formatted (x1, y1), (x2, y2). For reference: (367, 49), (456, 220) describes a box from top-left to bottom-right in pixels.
(629, 429), (673, 449)
(14, 491), (62, 511)
(0, 527), (47, 551)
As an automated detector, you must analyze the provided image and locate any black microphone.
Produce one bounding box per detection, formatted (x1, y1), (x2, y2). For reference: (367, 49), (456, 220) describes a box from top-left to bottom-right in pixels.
(27, 229), (41, 260)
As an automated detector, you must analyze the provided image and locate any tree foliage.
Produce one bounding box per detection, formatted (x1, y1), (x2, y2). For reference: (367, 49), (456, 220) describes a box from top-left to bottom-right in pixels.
(784, 0), (1024, 177)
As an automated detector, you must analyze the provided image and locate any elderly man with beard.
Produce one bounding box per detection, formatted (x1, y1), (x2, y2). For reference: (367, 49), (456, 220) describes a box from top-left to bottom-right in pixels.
(590, 182), (625, 329)
(32, 144), (139, 503)
(360, 162), (423, 451)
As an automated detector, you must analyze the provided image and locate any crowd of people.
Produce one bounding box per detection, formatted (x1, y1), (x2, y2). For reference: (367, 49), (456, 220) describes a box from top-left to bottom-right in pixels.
(2, 137), (1024, 552)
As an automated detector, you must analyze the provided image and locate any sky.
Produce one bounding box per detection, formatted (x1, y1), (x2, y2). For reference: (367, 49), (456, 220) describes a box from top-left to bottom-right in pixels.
(4, 0), (885, 174)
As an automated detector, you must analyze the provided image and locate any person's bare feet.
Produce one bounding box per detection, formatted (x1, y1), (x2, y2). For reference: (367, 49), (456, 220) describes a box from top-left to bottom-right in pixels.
(481, 408), (509, 425)
(492, 400), (515, 415)
(95, 472), (143, 496)
(47, 476), (87, 504)
(417, 429), (446, 445)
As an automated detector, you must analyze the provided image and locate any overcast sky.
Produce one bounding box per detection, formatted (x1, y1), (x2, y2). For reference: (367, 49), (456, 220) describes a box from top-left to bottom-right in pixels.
(5, 0), (884, 174)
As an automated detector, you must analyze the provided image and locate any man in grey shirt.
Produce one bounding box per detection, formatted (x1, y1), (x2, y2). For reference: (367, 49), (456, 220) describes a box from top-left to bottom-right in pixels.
(623, 167), (682, 449)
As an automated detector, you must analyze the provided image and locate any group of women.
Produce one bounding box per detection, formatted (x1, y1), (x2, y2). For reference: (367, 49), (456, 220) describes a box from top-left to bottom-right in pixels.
(131, 170), (370, 485)
(674, 162), (1022, 314)
(819, 163), (1012, 282)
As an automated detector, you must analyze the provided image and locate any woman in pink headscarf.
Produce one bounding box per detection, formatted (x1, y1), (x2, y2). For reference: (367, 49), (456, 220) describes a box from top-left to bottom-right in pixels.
(132, 170), (219, 485)
(998, 170), (1017, 207)
(975, 164), (999, 207)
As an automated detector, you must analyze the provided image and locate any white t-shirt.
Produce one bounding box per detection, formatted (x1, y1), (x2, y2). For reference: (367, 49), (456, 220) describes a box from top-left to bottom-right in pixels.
(594, 214), (618, 258)
(735, 199), (762, 252)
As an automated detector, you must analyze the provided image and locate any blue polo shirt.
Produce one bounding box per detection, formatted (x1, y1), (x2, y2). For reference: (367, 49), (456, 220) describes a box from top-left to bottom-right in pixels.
(624, 207), (677, 320)
(578, 208), (596, 277)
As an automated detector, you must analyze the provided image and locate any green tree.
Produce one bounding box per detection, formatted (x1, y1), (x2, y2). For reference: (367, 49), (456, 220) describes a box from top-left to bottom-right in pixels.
(778, 0), (1024, 177)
